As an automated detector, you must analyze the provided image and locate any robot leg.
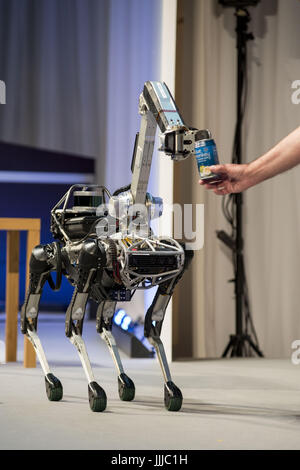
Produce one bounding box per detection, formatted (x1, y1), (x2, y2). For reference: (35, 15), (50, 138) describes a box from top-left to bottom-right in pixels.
(21, 244), (63, 401)
(96, 301), (135, 402)
(144, 284), (182, 411)
(26, 326), (63, 401)
(144, 245), (194, 412)
(65, 238), (105, 337)
(69, 324), (107, 412)
(65, 239), (107, 412)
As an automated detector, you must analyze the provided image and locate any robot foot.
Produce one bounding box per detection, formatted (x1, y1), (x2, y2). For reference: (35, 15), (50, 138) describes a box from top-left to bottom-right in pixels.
(164, 381), (183, 412)
(45, 373), (63, 402)
(69, 328), (107, 412)
(88, 381), (107, 412)
(99, 325), (135, 403)
(118, 373), (135, 401)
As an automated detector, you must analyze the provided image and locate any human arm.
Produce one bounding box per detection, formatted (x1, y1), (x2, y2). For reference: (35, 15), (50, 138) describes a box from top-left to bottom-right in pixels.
(199, 126), (300, 195)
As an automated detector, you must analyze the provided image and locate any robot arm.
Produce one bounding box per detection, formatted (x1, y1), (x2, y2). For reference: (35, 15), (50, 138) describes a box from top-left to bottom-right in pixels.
(130, 81), (211, 205)
(109, 81), (212, 232)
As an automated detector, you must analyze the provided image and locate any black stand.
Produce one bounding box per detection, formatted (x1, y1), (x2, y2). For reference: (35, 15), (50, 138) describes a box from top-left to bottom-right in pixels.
(222, 8), (263, 358)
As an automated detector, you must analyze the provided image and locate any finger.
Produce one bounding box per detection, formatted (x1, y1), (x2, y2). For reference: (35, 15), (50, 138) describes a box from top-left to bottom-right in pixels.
(209, 164), (227, 174)
(214, 182), (229, 194)
(213, 187), (229, 196)
(199, 179), (221, 187)
(198, 180), (216, 190)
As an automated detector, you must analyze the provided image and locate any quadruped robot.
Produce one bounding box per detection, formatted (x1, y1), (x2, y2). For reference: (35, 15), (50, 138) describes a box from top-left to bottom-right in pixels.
(21, 81), (212, 412)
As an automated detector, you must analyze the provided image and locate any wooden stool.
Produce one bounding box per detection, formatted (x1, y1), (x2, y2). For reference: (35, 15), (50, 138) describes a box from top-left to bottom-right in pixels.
(0, 218), (41, 368)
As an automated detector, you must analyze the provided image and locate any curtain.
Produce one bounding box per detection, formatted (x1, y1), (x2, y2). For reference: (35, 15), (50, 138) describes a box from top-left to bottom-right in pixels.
(103, 0), (161, 321)
(0, 0), (161, 184)
(175, 0), (300, 358)
(104, 0), (160, 193)
(0, 0), (110, 162)
(0, 0), (162, 322)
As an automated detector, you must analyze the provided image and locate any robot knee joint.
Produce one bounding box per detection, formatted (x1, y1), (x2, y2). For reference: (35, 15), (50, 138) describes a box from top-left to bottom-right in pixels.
(82, 239), (99, 256)
(78, 239), (102, 270)
(32, 245), (48, 262)
(30, 245), (50, 273)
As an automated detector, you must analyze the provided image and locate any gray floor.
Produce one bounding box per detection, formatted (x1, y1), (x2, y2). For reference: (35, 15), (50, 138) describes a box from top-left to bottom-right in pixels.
(1, 315), (300, 450)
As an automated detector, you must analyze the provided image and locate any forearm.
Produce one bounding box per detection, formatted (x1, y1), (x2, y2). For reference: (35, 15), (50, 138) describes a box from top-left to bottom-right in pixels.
(245, 126), (300, 187)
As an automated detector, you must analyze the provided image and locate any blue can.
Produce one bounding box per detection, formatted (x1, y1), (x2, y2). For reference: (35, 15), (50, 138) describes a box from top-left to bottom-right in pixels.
(195, 138), (222, 182)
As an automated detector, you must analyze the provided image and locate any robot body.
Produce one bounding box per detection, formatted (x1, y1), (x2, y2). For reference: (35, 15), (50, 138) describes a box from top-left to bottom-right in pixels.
(21, 82), (210, 412)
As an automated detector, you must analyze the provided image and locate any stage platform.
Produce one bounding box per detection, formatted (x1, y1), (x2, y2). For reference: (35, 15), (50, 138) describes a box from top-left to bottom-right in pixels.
(0, 315), (300, 450)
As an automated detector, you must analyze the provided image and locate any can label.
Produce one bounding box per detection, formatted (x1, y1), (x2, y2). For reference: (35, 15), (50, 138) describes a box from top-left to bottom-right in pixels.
(195, 139), (219, 179)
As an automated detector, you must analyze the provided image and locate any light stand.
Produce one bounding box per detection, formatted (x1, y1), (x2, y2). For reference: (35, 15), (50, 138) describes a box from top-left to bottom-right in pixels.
(217, 3), (263, 357)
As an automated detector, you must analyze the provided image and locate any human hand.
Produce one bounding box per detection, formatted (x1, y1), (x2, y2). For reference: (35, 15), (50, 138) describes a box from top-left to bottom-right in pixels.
(198, 163), (252, 195)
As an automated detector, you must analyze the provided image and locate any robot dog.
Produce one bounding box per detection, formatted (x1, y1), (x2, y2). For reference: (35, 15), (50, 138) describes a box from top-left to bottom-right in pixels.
(21, 81), (212, 412)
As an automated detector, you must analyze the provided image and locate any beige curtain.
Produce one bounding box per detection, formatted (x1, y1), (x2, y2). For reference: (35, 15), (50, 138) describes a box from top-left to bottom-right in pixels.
(0, 0), (162, 322)
(174, 0), (300, 358)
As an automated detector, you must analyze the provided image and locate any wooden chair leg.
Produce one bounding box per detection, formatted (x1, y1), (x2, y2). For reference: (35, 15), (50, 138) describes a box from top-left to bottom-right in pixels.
(5, 231), (20, 362)
(23, 229), (40, 368)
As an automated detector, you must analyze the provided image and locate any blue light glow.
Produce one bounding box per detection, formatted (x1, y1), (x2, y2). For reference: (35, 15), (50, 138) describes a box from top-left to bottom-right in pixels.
(121, 315), (131, 331)
(114, 309), (126, 326)
(114, 309), (134, 331)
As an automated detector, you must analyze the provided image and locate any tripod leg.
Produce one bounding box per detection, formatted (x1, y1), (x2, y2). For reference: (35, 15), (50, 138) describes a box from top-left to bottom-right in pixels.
(21, 244), (63, 401)
(96, 301), (135, 402)
(245, 335), (264, 357)
(222, 337), (234, 358)
(231, 337), (239, 357)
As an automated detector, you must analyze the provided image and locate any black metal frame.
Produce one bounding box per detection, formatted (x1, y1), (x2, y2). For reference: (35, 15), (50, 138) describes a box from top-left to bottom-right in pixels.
(220, 6), (263, 357)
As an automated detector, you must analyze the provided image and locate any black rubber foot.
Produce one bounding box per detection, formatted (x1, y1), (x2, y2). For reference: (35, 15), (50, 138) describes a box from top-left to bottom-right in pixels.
(45, 373), (63, 401)
(118, 373), (135, 401)
(164, 381), (183, 412)
(88, 381), (107, 412)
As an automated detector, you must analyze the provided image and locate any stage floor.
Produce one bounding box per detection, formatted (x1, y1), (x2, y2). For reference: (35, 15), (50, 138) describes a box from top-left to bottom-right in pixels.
(0, 315), (300, 450)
